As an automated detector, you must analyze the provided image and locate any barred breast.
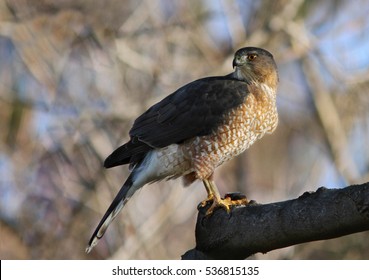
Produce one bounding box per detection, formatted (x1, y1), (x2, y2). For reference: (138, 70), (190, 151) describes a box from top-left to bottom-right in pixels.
(138, 82), (277, 185)
(183, 82), (278, 180)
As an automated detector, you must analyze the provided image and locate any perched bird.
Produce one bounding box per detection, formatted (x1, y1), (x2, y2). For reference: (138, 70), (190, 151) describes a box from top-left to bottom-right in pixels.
(86, 47), (279, 253)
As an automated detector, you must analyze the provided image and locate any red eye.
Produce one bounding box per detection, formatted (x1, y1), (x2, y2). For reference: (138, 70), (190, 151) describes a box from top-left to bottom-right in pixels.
(247, 54), (257, 61)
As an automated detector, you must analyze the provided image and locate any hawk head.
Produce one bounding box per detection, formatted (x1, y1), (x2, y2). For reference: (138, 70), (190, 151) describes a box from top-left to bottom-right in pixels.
(233, 47), (278, 89)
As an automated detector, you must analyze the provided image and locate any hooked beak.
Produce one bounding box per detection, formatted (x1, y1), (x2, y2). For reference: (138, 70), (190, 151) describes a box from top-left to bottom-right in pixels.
(232, 58), (237, 69)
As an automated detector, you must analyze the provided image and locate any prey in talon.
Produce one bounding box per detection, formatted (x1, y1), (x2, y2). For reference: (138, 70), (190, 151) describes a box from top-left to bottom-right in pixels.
(86, 47), (278, 253)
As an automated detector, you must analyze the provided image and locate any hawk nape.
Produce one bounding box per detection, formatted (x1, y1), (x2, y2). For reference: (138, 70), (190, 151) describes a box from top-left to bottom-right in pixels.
(86, 47), (278, 253)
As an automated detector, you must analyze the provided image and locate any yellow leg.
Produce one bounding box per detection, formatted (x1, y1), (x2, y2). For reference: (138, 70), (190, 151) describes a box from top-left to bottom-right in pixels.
(201, 179), (249, 215)
(200, 179), (218, 207)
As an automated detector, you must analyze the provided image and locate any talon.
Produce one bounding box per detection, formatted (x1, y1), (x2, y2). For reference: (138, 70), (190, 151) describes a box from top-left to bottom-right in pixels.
(201, 179), (249, 216)
(204, 194), (250, 216)
(224, 192), (249, 206)
(200, 193), (214, 208)
(205, 197), (232, 216)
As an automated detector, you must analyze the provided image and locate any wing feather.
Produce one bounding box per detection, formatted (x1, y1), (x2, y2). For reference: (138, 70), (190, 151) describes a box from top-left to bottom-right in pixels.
(105, 74), (250, 168)
(130, 76), (249, 148)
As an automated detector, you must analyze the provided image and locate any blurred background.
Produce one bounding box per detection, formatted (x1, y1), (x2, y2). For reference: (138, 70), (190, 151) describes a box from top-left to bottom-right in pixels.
(0, 0), (369, 260)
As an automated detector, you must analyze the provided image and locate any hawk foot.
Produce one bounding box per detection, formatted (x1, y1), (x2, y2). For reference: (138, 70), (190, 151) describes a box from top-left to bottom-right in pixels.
(224, 192), (251, 207)
(199, 192), (249, 215)
(199, 193), (215, 208)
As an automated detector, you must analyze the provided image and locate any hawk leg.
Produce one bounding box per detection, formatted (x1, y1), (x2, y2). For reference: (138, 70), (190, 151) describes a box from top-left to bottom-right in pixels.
(200, 179), (221, 208)
(200, 179), (249, 215)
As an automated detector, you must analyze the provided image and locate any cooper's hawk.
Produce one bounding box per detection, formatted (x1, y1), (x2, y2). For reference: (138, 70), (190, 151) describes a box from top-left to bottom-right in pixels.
(86, 47), (278, 253)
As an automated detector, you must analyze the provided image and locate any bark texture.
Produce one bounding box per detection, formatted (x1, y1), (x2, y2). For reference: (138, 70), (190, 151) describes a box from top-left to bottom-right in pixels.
(182, 183), (369, 259)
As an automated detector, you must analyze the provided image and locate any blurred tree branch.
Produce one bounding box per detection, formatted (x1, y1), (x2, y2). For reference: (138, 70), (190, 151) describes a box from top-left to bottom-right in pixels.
(182, 182), (369, 260)
(302, 57), (361, 184)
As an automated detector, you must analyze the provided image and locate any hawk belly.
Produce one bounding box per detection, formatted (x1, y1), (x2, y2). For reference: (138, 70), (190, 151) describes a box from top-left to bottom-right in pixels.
(184, 86), (278, 181)
(144, 83), (278, 185)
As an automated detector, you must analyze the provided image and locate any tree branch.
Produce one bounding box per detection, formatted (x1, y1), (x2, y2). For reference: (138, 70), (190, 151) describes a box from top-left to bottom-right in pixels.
(182, 182), (369, 260)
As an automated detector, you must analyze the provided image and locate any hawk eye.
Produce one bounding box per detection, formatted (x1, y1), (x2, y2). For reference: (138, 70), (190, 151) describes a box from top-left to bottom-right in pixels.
(247, 54), (257, 61)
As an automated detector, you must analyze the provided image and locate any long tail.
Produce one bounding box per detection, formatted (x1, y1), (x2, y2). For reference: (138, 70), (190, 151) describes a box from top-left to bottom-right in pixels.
(86, 174), (135, 253)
